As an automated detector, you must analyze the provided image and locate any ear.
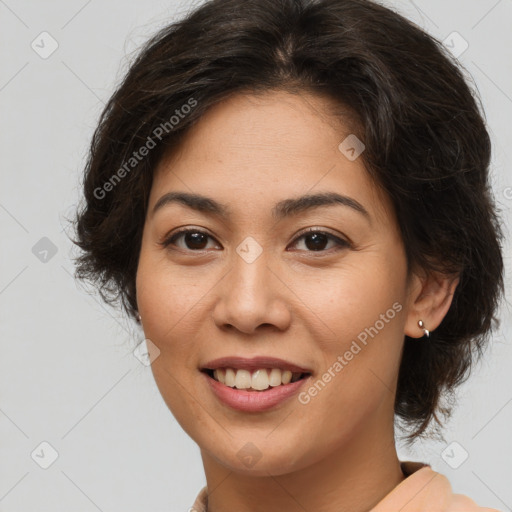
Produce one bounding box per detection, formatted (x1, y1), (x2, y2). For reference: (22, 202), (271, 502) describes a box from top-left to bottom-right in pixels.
(404, 269), (460, 339)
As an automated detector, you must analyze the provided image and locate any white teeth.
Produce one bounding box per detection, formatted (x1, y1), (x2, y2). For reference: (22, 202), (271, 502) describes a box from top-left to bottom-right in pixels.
(213, 369), (225, 384)
(251, 369), (269, 390)
(210, 367), (304, 391)
(235, 369), (252, 389)
(268, 368), (282, 387)
(224, 368), (235, 387)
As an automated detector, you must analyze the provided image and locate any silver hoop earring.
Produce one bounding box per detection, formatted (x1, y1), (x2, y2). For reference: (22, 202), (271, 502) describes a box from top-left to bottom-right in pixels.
(418, 320), (430, 338)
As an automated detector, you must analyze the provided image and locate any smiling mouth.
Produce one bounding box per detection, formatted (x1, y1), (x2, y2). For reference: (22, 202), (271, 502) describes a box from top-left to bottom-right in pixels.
(201, 368), (311, 392)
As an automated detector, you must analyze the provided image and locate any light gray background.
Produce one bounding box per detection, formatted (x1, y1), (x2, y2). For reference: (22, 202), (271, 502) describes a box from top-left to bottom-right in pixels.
(1, 0), (511, 511)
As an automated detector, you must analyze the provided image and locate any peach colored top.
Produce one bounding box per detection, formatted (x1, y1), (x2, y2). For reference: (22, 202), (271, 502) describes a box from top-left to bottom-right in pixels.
(190, 461), (501, 512)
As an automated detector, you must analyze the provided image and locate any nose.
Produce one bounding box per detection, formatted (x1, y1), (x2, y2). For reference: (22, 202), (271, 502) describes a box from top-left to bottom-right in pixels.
(211, 249), (292, 334)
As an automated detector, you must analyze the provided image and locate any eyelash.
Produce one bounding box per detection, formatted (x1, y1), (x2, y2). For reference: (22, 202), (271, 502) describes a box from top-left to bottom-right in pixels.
(160, 227), (351, 254)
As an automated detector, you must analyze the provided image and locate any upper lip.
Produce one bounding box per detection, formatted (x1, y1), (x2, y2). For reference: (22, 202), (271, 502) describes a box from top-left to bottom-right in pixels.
(201, 356), (312, 374)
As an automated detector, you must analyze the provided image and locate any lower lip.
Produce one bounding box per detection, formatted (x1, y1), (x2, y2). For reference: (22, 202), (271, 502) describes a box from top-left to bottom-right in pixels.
(202, 371), (311, 412)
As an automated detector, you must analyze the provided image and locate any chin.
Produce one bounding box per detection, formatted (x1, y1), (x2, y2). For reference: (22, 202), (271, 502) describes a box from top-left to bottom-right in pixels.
(201, 436), (319, 477)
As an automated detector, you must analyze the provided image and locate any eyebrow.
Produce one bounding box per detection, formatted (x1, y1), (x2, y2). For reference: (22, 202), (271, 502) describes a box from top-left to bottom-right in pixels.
(151, 191), (371, 222)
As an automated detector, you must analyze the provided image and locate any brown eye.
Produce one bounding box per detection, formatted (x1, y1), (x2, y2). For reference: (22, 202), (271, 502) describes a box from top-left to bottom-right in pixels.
(303, 232), (329, 251)
(162, 229), (219, 251)
(289, 229), (351, 253)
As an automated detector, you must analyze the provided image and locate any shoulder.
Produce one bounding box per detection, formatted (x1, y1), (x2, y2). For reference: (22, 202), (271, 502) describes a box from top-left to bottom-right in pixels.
(370, 461), (502, 512)
(191, 464), (501, 512)
(190, 485), (208, 512)
(449, 492), (501, 512)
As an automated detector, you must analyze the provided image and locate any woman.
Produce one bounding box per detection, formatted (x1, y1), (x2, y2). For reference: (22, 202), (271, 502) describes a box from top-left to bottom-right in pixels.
(72, 0), (505, 510)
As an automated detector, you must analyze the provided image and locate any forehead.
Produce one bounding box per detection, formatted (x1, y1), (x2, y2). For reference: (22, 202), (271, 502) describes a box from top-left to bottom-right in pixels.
(150, 90), (392, 224)
(156, 90), (354, 171)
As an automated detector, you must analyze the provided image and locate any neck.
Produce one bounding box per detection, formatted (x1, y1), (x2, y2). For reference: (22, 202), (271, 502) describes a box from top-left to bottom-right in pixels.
(200, 415), (405, 512)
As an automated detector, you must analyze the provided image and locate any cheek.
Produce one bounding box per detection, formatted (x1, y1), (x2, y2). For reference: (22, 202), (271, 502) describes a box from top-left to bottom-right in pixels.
(300, 256), (407, 401)
(299, 256), (406, 338)
(135, 252), (194, 388)
(136, 251), (209, 430)
(136, 247), (214, 338)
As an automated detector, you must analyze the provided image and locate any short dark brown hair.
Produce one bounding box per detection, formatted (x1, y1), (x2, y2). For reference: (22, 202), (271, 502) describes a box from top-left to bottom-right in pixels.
(72, 0), (505, 442)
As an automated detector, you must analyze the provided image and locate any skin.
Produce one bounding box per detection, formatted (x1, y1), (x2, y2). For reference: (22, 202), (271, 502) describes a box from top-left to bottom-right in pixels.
(135, 90), (459, 512)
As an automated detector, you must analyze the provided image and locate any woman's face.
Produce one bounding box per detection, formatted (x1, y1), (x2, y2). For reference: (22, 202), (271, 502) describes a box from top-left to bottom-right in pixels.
(136, 90), (417, 476)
